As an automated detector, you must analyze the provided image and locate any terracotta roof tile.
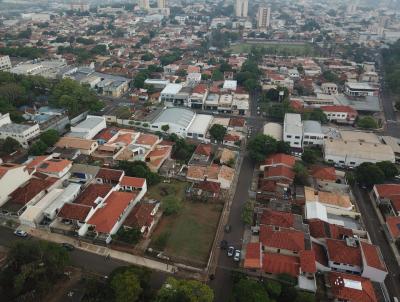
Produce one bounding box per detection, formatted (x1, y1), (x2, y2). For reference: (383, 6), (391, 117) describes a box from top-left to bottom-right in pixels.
(326, 239), (362, 267)
(120, 176), (145, 188)
(194, 143), (212, 156)
(299, 250), (317, 273)
(260, 209), (294, 228)
(9, 177), (56, 205)
(263, 153), (296, 167)
(360, 241), (386, 272)
(88, 191), (137, 234)
(311, 165), (337, 181)
(328, 272), (377, 302)
(58, 203), (91, 221)
(260, 225), (305, 252)
(264, 165), (295, 181)
(374, 184), (400, 199)
(263, 253), (300, 277)
(136, 133), (159, 146)
(244, 242), (262, 269)
(123, 202), (156, 229)
(386, 216), (400, 240)
(74, 184), (113, 207)
(193, 181), (221, 194)
(96, 168), (124, 183)
(228, 117), (245, 127)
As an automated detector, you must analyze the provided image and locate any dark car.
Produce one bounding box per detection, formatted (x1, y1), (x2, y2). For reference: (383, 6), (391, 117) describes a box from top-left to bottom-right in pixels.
(61, 243), (75, 251)
(220, 240), (228, 250)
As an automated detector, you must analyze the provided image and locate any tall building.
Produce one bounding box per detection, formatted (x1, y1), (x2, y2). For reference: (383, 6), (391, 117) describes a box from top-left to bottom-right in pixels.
(139, 0), (150, 10)
(235, 0), (248, 18)
(257, 5), (271, 28)
(157, 0), (166, 9)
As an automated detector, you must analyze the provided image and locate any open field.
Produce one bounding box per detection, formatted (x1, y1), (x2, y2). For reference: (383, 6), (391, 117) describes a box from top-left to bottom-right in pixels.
(229, 41), (318, 56)
(148, 180), (222, 267)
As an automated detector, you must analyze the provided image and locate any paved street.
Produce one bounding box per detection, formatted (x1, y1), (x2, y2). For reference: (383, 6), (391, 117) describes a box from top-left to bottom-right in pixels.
(0, 226), (168, 290)
(352, 186), (400, 300)
(210, 90), (263, 301)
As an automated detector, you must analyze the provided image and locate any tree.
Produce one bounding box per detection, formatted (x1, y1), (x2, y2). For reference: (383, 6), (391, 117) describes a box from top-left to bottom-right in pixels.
(0, 241), (69, 300)
(295, 291), (316, 302)
(141, 53), (155, 61)
(302, 109), (328, 124)
(233, 279), (271, 302)
(1, 137), (21, 154)
(117, 161), (160, 185)
(293, 162), (309, 185)
(355, 162), (385, 187)
(110, 269), (142, 302)
(301, 148), (317, 164)
(376, 161), (398, 179)
(113, 227), (142, 244)
(162, 196), (182, 215)
(156, 277), (214, 302)
(209, 124), (227, 142)
(322, 70), (339, 83)
(264, 280), (281, 299)
(247, 134), (278, 162)
(242, 200), (255, 225)
(161, 124), (170, 133)
(40, 129), (59, 147)
(357, 116), (378, 129)
(29, 140), (48, 156)
(211, 69), (224, 81)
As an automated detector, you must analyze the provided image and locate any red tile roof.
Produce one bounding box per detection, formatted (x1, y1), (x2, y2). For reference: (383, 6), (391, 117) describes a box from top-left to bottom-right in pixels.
(243, 242), (262, 269)
(386, 216), (400, 240)
(311, 165), (336, 181)
(74, 184), (113, 207)
(0, 163), (24, 179)
(321, 105), (357, 115)
(260, 225), (305, 252)
(299, 250), (317, 273)
(260, 209), (294, 228)
(88, 191), (137, 234)
(96, 168), (124, 183)
(360, 241), (386, 272)
(136, 133), (158, 146)
(120, 176), (145, 188)
(264, 165), (295, 181)
(259, 179), (278, 192)
(194, 143), (212, 156)
(123, 202), (156, 229)
(58, 203), (91, 221)
(326, 239), (362, 267)
(94, 128), (118, 142)
(374, 184), (400, 199)
(328, 272), (377, 302)
(193, 181), (221, 194)
(193, 84), (207, 94)
(9, 177), (56, 205)
(264, 153), (296, 167)
(263, 253), (300, 277)
(308, 219), (353, 239)
(229, 117), (245, 127)
(36, 159), (72, 174)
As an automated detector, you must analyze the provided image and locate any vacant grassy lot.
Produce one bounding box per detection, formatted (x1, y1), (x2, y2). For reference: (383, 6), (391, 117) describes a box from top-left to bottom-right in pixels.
(148, 180), (222, 267)
(230, 42), (318, 56)
(146, 179), (188, 201)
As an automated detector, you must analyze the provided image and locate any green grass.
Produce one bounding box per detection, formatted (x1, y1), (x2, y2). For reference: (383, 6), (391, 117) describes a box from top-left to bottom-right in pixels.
(148, 180), (222, 266)
(229, 42), (318, 56)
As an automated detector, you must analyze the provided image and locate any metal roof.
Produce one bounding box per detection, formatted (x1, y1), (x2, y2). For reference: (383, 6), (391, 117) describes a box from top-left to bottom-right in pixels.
(152, 107), (195, 129)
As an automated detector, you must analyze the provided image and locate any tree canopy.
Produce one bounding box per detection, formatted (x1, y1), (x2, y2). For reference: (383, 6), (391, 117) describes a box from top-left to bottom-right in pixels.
(247, 134), (289, 162)
(110, 269), (142, 302)
(156, 277), (214, 302)
(117, 161), (160, 186)
(355, 162), (385, 187)
(209, 124), (227, 142)
(356, 116), (378, 129)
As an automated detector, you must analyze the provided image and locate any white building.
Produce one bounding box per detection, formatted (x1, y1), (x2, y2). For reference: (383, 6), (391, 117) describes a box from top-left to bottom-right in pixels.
(159, 83), (183, 104)
(0, 113), (11, 127)
(0, 123), (40, 148)
(302, 120), (324, 147)
(257, 6), (271, 28)
(186, 114), (213, 141)
(321, 83), (338, 95)
(43, 183), (81, 220)
(151, 107), (196, 137)
(69, 115), (106, 140)
(344, 82), (377, 97)
(0, 55), (11, 71)
(0, 163), (31, 206)
(283, 113), (303, 152)
(235, 0), (248, 17)
(144, 79), (169, 89)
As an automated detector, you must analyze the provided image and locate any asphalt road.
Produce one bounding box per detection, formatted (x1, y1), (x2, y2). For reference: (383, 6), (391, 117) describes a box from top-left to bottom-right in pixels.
(210, 90), (263, 301)
(352, 186), (400, 300)
(0, 226), (168, 290)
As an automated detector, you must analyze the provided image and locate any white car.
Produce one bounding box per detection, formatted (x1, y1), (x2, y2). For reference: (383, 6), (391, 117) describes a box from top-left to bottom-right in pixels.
(233, 250), (241, 262)
(227, 246), (235, 257)
(14, 230), (28, 238)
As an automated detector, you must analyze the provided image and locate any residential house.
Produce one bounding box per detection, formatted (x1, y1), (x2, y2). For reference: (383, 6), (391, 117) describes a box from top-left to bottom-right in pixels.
(55, 137), (99, 155)
(0, 163), (31, 206)
(123, 201), (160, 236)
(95, 168), (124, 185)
(320, 105), (358, 125)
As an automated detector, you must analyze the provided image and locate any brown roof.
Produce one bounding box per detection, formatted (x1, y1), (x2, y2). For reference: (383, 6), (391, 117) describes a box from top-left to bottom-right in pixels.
(326, 239), (362, 267)
(58, 203), (91, 221)
(9, 177), (56, 205)
(56, 136), (96, 150)
(123, 202), (156, 229)
(96, 168), (124, 183)
(74, 183), (113, 207)
(194, 144), (212, 157)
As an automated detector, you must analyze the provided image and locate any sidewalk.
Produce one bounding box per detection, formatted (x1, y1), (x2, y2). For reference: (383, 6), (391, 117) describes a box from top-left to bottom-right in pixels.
(22, 226), (178, 274)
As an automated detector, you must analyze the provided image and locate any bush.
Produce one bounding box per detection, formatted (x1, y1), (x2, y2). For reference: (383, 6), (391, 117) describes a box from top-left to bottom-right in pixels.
(162, 196), (182, 215)
(264, 279), (282, 298)
(357, 116), (378, 129)
(152, 231), (170, 250)
(277, 273), (297, 285)
(113, 227), (142, 245)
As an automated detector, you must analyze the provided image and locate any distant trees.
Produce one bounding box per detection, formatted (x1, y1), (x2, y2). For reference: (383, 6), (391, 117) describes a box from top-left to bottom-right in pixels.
(167, 133), (196, 163)
(29, 129), (60, 156)
(0, 46), (46, 59)
(355, 161), (398, 187)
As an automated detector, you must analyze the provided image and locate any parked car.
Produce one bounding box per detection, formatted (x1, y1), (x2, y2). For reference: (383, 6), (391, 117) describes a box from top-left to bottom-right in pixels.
(14, 230), (28, 238)
(233, 250), (241, 262)
(61, 243), (75, 251)
(227, 246), (235, 257)
(220, 240), (228, 250)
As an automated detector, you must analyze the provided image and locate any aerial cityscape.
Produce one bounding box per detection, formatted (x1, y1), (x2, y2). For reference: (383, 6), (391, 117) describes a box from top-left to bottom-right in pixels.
(0, 0), (400, 301)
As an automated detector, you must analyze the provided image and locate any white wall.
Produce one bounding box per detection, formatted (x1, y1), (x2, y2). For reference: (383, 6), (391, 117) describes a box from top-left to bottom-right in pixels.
(0, 166), (31, 206)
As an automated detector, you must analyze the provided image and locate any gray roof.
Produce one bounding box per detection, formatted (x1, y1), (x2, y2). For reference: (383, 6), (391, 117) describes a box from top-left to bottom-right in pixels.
(0, 123), (34, 133)
(335, 95), (380, 112)
(303, 120), (322, 134)
(152, 107), (195, 129)
(73, 116), (104, 129)
(70, 164), (100, 176)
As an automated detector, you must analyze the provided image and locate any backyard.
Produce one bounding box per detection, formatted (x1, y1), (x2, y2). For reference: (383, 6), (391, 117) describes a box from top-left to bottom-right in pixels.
(229, 42), (318, 56)
(147, 180), (223, 267)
